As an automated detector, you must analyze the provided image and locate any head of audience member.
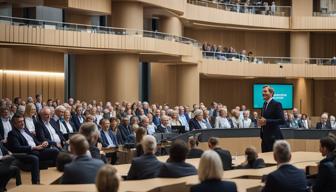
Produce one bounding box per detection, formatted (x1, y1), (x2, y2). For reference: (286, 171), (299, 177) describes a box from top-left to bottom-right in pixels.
(17, 105), (25, 115)
(147, 113), (154, 124)
(262, 85), (274, 101)
(288, 114), (294, 122)
(79, 122), (99, 145)
(178, 106), (185, 116)
(135, 127), (146, 144)
(273, 140), (291, 165)
(160, 115), (170, 127)
(130, 116), (139, 126)
(168, 140), (189, 163)
(0, 106), (10, 119)
(69, 134), (89, 156)
(198, 150), (223, 182)
(142, 135), (157, 155)
(75, 105), (83, 116)
(100, 119), (110, 132)
(55, 105), (66, 119)
(245, 147), (258, 163)
(10, 105), (17, 114)
(96, 164), (120, 192)
(219, 108), (228, 118)
(203, 110), (210, 120)
(331, 116), (336, 124)
(24, 103), (37, 118)
(171, 110), (179, 120)
(188, 136), (198, 149)
(64, 110), (72, 122)
(68, 98), (74, 106)
(208, 137), (220, 150)
(301, 114), (308, 120)
(110, 117), (118, 131)
(85, 114), (94, 123)
(40, 107), (51, 123)
(121, 116), (129, 126)
(243, 111), (250, 120)
(36, 94), (42, 103)
(319, 136), (336, 156)
(140, 116), (149, 128)
(11, 113), (25, 130)
(194, 109), (204, 121)
(241, 105), (247, 111)
(56, 152), (73, 172)
(292, 108), (299, 118)
(320, 113), (328, 124)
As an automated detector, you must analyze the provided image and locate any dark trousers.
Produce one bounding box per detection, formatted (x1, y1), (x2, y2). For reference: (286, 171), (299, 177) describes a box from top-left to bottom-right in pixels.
(261, 139), (275, 152)
(106, 152), (117, 165)
(0, 161), (21, 191)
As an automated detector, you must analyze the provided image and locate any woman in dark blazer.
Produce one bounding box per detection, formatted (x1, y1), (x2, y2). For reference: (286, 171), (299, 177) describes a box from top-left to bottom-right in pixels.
(190, 150), (237, 192)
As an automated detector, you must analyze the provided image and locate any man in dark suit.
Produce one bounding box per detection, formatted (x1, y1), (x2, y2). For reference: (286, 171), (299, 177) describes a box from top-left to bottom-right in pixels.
(99, 119), (118, 164)
(262, 140), (307, 192)
(71, 105), (84, 131)
(152, 110), (161, 127)
(157, 115), (172, 133)
(36, 107), (65, 149)
(208, 137), (232, 170)
(316, 113), (332, 129)
(7, 113), (59, 184)
(258, 85), (285, 152)
(187, 136), (203, 159)
(158, 140), (197, 178)
(0, 106), (12, 143)
(61, 134), (104, 184)
(117, 117), (132, 144)
(127, 135), (162, 180)
(0, 142), (21, 191)
(189, 109), (205, 131)
(312, 136), (336, 192)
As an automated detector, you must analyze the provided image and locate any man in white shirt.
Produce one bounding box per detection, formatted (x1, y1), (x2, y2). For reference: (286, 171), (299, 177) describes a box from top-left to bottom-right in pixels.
(178, 106), (190, 131)
(239, 111), (252, 128)
(0, 106), (12, 143)
(141, 116), (156, 135)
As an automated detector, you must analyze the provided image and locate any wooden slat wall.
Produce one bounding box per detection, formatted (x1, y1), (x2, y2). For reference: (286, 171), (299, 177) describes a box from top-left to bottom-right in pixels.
(0, 48), (64, 101)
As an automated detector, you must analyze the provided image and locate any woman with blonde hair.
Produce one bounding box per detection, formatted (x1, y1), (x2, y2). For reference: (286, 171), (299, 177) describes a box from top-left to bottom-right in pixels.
(24, 103), (38, 135)
(191, 150), (237, 192)
(96, 164), (120, 192)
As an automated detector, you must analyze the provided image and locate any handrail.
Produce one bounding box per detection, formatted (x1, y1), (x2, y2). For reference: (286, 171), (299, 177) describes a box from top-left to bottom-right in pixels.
(0, 15), (199, 46)
(202, 51), (336, 65)
(187, 0), (291, 17)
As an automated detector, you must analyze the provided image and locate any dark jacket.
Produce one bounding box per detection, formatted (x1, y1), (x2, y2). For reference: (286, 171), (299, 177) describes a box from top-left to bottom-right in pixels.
(100, 129), (118, 148)
(71, 114), (84, 131)
(156, 125), (172, 133)
(61, 155), (104, 184)
(313, 153), (336, 192)
(127, 154), (163, 180)
(189, 118), (202, 131)
(187, 148), (204, 159)
(213, 147), (232, 170)
(158, 161), (197, 178)
(262, 164), (307, 192)
(238, 158), (266, 169)
(7, 128), (40, 153)
(118, 124), (132, 143)
(316, 121), (332, 130)
(35, 120), (65, 146)
(191, 179), (237, 192)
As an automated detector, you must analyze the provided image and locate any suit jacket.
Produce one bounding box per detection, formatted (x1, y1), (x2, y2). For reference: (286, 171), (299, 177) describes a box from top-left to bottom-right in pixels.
(35, 120), (65, 146)
(156, 125), (172, 133)
(261, 99), (285, 142)
(316, 121), (332, 130)
(61, 155), (104, 184)
(189, 118), (202, 131)
(127, 154), (163, 180)
(213, 147), (232, 170)
(7, 128), (40, 153)
(71, 114), (84, 131)
(158, 161), (197, 178)
(238, 158), (266, 169)
(187, 148), (204, 159)
(0, 142), (9, 156)
(100, 129), (118, 148)
(313, 153), (336, 192)
(118, 124), (132, 143)
(262, 164), (307, 192)
(0, 120), (4, 140)
(153, 116), (161, 127)
(191, 179), (237, 192)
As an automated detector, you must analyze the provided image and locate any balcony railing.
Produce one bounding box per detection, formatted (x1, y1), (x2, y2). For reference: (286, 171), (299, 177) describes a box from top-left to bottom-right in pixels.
(202, 51), (336, 65)
(187, 0), (291, 16)
(0, 15), (199, 46)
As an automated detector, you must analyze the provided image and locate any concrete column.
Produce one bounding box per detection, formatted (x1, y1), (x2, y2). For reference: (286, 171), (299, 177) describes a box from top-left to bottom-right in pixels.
(111, 2), (143, 29)
(105, 54), (140, 102)
(294, 78), (312, 115)
(176, 65), (200, 106)
(290, 32), (310, 64)
(159, 16), (183, 36)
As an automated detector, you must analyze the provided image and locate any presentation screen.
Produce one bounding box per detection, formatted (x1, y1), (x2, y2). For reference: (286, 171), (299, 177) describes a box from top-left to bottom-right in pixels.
(253, 84), (294, 109)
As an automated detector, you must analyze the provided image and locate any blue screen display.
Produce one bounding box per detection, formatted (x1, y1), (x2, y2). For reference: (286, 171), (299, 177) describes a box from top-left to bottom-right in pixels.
(253, 84), (293, 109)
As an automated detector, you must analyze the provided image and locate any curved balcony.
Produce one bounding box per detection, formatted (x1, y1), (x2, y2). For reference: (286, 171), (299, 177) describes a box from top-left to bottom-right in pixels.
(292, 16), (336, 31)
(0, 16), (199, 59)
(183, 0), (290, 30)
(200, 51), (336, 79)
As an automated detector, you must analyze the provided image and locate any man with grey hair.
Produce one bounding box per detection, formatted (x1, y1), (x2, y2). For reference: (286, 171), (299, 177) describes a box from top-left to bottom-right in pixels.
(127, 135), (162, 180)
(262, 140), (307, 192)
(316, 113), (331, 129)
(157, 115), (171, 133)
(189, 109), (206, 130)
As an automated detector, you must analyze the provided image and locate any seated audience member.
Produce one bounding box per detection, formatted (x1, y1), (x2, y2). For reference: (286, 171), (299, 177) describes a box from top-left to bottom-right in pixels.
(117, 117), (132, 143)
(36, 107), (65, 149)
(288, 114), (299, 129)
(312, 136), (336, 192)
(239, 111), (252, 128)
(157, 115), (172, 133)
(0, 142), (21, 191)
(152, 110), (161, 127)
(262, 140), (307, 192)
(7, 114), (59, 184)
(158, 140), (197, 178)
(63, 110), (76, 134)
(202, 110), (212, 129)
(79, 122), (104, 161)
(251, 111), (259, 128)
(72, 105), (84, 131)
(109, 117), (123, 145)
(135, 127), (146, 157)
(96, 164), (120, 192)
(189, 109), (207, 130)
(215, 108), (232, 129)
(51, 105), (69, 139)
(127, 135), (162, 180)
(330, 115), (336, 130)
(99, 118), (118, 165)
(178, 106), (190, 131)
(191, 150), (237, 192)
(187, 136), (204, 159)
(24, 103), (38, 135)
(170, 110), (182, 126)
(230, 109), (240, 128)
(0, 106), (12, 143)
(316, 113), (331, 129)
(56, 152), (73, 172)
(144, 113), (157, 135)
(299, 114), (310, 129)
(61, 134), (104, 184)
(238, 147), (265, 169)
(208, 137), (232, 170)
